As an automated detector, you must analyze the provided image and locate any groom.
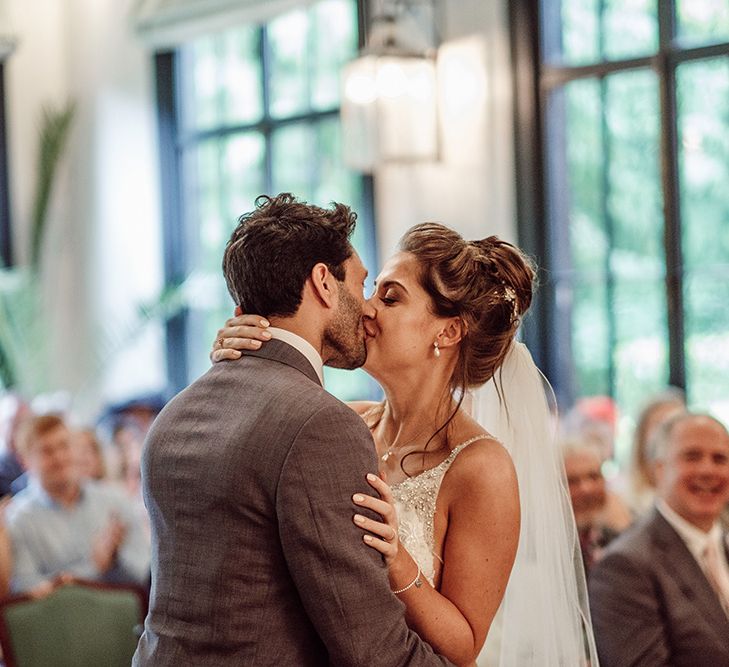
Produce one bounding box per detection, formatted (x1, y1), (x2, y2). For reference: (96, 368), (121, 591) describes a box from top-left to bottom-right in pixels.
(133, 194), (450, 666)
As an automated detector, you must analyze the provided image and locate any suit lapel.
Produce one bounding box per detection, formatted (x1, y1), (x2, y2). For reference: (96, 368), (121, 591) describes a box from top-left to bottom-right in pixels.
(650, 510), (729, 641)
(244, 339), (322, 387)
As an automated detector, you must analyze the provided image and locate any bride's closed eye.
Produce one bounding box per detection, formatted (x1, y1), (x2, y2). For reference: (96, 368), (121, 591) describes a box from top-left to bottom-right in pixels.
(379, 291), (398, 306)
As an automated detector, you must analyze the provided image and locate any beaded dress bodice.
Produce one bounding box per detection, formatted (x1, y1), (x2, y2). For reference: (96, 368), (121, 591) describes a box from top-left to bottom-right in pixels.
(362, 404), (489, 586)
(390, 436), (488, 586)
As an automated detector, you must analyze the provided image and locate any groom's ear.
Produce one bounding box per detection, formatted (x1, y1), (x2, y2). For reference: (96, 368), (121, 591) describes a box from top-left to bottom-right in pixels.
(438, 318), (466, 349)
(308, 262), (337, 309)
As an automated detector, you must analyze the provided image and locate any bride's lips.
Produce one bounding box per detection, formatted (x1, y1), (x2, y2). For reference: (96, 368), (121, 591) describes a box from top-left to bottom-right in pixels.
(363, 321), (377, 338)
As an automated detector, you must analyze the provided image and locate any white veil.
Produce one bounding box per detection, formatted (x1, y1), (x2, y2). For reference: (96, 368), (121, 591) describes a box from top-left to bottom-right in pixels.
(469, 341), (599, 666)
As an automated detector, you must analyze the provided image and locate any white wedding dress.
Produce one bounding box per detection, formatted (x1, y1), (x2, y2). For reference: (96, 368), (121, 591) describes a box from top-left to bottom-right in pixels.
(362, 342), (599, 666)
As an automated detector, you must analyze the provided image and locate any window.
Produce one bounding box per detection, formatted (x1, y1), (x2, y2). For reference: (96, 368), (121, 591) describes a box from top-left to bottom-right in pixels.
(156, 0), (378, 400)
(512, 2), (729, 447)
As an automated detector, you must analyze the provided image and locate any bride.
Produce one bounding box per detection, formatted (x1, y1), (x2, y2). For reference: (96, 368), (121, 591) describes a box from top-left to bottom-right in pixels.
(211, 222), (597, 666)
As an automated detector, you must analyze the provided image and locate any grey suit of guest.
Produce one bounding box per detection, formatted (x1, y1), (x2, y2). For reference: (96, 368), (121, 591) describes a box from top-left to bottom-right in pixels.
(133, 339), (450, 666)
(589, 508), (729, 667)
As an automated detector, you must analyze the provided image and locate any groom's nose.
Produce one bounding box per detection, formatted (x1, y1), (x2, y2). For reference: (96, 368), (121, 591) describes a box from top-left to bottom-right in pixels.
(362, 297), (376, 321)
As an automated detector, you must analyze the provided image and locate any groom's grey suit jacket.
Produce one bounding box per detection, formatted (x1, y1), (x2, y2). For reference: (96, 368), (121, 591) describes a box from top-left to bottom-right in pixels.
(133, 339), (450, 666)
(589, 508), (729, 667)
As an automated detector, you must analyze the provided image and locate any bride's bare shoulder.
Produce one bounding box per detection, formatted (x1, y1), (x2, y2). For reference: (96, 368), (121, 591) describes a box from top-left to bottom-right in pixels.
(445, 419), (517, 501)
(346, 401), (381, 417)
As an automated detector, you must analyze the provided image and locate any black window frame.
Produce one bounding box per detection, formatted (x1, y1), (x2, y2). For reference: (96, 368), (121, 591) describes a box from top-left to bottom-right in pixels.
(510, 1), (729, 408)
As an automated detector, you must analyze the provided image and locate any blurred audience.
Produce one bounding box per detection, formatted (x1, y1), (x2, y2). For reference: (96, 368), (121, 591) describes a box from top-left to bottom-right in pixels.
(563, 395), (618, 462)
(563, 437), (632, 573)
(589, 412), (729, 666)
(627, 387), (686, 516)
(72, 428), (108, 481)
(0, 394), (32, 497)
(0, 497), (12, 598)
(7, 414), (150, 595)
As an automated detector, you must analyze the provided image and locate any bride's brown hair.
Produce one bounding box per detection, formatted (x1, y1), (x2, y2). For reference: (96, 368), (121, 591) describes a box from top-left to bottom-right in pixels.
(394, 223), (535, 464)
(401, 223), (535, 393)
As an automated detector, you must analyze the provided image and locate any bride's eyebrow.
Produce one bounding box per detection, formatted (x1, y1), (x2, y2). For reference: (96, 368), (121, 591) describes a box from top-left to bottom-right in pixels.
(377, 279), (408, 294)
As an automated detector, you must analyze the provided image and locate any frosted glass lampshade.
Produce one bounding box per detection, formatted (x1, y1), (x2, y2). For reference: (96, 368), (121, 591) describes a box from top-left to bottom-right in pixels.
(341, 54), (437, 172)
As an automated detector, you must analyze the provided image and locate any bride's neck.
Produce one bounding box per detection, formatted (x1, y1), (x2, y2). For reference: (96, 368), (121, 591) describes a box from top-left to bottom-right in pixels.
(378, 384), (454, 450)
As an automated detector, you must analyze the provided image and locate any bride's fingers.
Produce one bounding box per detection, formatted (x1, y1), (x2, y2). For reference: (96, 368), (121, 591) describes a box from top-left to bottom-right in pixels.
(362, 533), (397, 559)
(217, 325), (272, 347)
(353, 513), (397, 542)
(366, 472), (394, 504)
(224, 314), (270, 329)
(352, 492), (395, 526)
(210, 348), (242, 363)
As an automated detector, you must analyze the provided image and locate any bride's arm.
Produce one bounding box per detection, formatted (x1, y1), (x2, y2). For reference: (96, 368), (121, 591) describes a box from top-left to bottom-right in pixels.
(355, 441), (519, 666)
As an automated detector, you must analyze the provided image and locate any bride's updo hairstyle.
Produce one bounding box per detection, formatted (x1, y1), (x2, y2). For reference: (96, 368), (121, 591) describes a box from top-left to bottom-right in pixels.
(400, 223), (535, 394)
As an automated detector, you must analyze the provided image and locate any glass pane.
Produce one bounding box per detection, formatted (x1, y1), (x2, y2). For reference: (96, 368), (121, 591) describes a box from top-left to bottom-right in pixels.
(268, 9), (311, 118)
(565, 79), (606, 274)
(684, 272), (729, 421)
(311, 0), (358, 110)
(677, 0), (729, 47)
(602, 0), (657, 61)
(544, 0), (657, 65)
(220, 133), (267, 232)
(183, 134), (265, 276)
(271, 123), (315, 200)
(556, 69), (667, 412)
(572, 277), (611, 395)
(678, 57), (729, 418)
(613, 277), (669, 413)
(180, 26), (262, 132)
(561, 78), (609, 394)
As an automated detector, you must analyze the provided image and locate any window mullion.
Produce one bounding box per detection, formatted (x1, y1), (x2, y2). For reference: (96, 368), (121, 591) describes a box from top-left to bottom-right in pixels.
(260, 25), (273, 192)
(657, 0), (686, 390)
(598, 77), (618, 397)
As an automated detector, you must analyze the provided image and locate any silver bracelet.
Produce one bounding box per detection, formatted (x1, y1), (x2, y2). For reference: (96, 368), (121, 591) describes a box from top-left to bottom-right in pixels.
(392, 565), (423, 595)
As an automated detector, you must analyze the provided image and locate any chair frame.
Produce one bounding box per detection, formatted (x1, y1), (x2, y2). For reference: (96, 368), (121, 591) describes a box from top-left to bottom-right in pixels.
(0, 578), (148, 667)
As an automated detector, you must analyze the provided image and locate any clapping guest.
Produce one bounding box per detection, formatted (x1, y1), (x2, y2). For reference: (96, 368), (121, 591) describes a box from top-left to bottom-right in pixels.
(7, 415), (150, 595)
(563, 438), (632, 573)
(0, 394), (32, 497)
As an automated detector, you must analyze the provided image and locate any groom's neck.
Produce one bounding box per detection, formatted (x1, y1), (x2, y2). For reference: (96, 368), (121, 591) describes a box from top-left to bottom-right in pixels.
(268, 310), (325, 358)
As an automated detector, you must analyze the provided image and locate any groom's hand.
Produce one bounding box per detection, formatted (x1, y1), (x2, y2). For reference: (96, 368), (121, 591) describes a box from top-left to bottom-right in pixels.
(211, 313), (272, 362)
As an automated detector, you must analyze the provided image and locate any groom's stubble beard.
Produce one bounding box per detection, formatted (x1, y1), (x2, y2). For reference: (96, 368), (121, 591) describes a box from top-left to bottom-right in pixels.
(323, 281), (367, 370)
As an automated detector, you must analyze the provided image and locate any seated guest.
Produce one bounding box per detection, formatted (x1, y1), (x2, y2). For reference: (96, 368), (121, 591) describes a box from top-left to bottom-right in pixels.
(72, 428), (107, 481)
(626, 388), (686, 516)
(7, 415), (150, 595)
(589, 412), (729, 666)
(562, 438), (631, 573)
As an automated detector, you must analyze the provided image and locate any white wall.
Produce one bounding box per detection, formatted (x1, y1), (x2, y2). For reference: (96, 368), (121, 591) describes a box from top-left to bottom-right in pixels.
(374, 0), (516, 263)
(4, 0), (166, 419)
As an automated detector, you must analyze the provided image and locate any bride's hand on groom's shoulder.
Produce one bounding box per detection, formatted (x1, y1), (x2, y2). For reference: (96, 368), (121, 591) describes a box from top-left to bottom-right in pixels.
(353, 473), (400, 566)
(210, 313), (272, 363)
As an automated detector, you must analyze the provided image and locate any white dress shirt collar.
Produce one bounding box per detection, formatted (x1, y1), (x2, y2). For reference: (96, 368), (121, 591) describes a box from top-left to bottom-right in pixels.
(656, 499), (727, 570)
(267, 327), (324, 386)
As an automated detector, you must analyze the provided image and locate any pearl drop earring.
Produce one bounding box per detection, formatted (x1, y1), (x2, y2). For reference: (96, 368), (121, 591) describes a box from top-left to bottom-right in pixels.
(433, 341), (441, 358)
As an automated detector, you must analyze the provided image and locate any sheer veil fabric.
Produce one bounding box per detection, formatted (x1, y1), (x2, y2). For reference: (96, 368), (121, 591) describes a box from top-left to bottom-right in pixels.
(468, 342), (599, 666)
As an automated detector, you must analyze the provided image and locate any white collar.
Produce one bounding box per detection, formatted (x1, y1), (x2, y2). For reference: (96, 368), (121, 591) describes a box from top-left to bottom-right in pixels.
(267, 327), (324, 386)
(656, 499), (724, 562)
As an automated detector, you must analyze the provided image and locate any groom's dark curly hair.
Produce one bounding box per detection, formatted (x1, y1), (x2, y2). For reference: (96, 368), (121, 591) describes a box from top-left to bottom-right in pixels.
(223, 193), (357, 318)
